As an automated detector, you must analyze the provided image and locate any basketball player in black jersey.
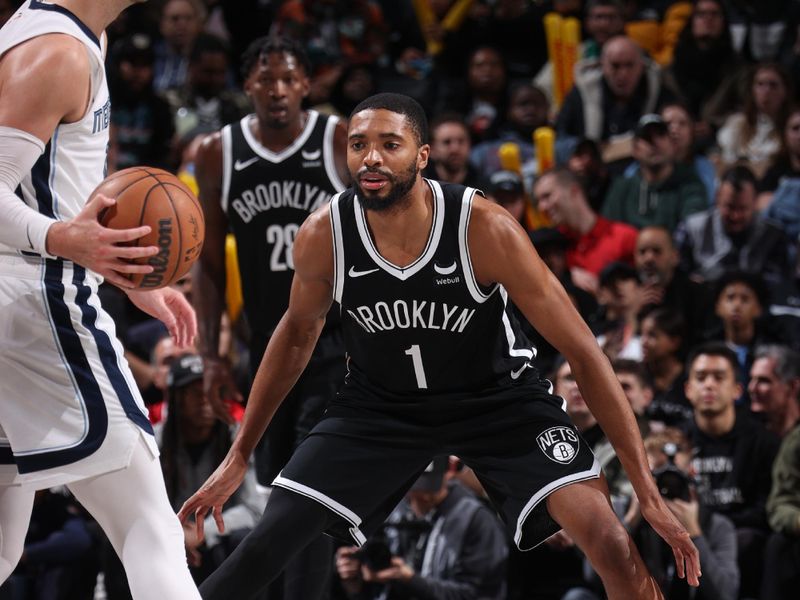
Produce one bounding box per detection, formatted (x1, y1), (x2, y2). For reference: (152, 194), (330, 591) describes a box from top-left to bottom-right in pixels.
(191, 37), (348, 598)
(181, 93), (701, 600)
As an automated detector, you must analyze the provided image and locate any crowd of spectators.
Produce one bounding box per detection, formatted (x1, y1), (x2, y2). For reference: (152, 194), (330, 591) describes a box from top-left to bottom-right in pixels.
(3, 0), (800, 599)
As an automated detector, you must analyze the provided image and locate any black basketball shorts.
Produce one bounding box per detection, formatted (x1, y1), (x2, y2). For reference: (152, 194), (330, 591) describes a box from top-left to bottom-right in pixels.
(273, 390), (600, 551)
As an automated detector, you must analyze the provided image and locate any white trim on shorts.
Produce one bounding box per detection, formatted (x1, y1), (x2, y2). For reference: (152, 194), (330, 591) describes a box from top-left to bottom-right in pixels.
(514, 456), (602, 551)
(272, 473), (368, 546)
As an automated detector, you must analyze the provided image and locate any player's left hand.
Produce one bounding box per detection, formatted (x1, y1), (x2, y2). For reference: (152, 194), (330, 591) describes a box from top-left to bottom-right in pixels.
(362, 557), (415, 583)
(640, 497), (702, 586)
(126, 287), (197, 348)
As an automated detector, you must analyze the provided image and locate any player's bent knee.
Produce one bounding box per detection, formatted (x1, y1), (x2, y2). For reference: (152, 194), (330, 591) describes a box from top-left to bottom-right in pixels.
(583, 520), (637, 578)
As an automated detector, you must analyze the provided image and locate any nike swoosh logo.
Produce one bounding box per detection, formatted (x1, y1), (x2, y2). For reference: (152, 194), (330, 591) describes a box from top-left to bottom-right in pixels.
(301, 149), (321, 161)
(348, 266), (379, 278)
(433, 261), (457, 275)
(234, 157), (259, 171)
(510, 363), (530, 380)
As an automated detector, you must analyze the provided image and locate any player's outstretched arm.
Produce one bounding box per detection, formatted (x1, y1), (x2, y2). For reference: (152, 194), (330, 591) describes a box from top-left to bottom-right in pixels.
(192, 132), (240, 423)
(468, 197), (701, 586)
(178, 206), (335, 538)
(0, 36), (158, 287)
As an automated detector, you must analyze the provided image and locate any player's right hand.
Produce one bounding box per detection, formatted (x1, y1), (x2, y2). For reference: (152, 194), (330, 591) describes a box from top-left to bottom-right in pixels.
(177, 450), (248, 543)
(203, 356), (241, 425)
(45, 194), (158, 288)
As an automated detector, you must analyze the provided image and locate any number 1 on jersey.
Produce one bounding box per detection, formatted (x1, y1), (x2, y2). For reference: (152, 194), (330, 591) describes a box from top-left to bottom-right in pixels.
(404, 344), (428, 389)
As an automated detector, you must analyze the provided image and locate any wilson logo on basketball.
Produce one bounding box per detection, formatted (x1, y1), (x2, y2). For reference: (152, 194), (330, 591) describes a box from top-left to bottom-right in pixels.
(141, 218), (173, 288)
(536, 426), (580, 464)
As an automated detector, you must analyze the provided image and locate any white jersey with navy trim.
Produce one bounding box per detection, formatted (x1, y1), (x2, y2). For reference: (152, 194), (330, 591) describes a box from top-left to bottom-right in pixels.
(0, 1), (157, 486)
(330, 179), (547, 398)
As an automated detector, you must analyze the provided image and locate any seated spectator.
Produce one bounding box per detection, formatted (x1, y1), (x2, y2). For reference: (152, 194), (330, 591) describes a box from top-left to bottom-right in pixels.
(313, 63), (377, 119)
(759, 106), (800, 238)
(684, 342), (781, 599)
(470, 83), (549, 190)
(436, 45), (509, 145)
(636, 428), (740, 600)
(163, 33), (250, 141)
(594, 262), (644, 361)
(161, 355), (265, 581)
(706, 270), (786, 393)
(748, 344), (800, 438)
(640, 307), (693, 428)
(763, 412), (800, 600)
(604, 113), (708, 231)
(421, 111), (482, 188)
(534, 0), (626, 108)
(612, 358), (654, 435)
(662, 0), (741, 136)
(533, 167), (638, 293)
(565, 138), (610, 212)
(675, 165), (791, 284)
(659, 101), (717, 201)
(634, 225), (710, 344)
(716, 62), (792, 178)
(334, 456), (508, 600)
(485, 170), (544, 232)
(153, 0), (205, 93)
(556, 36), (671, 167)
(108, 34), (175, 171)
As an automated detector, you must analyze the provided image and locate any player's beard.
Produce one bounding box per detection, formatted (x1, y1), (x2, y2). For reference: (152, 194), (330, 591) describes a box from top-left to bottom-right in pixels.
(356, 159), (418, 213)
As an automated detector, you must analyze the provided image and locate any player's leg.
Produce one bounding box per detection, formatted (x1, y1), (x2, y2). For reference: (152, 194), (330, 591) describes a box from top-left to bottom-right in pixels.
(67, 436), (200, 600)
(546, 477), (663, 600)
(0, 484), (33, 582)
(200, 486), (337, 600)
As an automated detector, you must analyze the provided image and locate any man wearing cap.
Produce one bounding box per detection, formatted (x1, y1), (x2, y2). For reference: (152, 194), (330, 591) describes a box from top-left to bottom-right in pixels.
(334, 456), (508, 600)
(603, 114), (708, 231)
(486, 170), (547, 231)
(533, 167), (638, 293)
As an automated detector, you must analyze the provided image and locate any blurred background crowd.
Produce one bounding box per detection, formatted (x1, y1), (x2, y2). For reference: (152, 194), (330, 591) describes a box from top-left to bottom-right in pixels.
(2, 0), (800, 599)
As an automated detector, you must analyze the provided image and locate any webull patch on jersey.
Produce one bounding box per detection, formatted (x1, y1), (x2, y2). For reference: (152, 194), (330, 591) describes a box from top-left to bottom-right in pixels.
(536, 426), (580, 464)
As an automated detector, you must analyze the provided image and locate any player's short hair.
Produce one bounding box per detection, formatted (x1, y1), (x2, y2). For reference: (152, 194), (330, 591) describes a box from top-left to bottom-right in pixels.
(350, 93), (429, 146)
(686, 342), (740, 379)
(240, 35), (311, 80)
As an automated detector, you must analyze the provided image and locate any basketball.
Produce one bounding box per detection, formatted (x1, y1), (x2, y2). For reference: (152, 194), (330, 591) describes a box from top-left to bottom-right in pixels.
(92, 166), (205, 289)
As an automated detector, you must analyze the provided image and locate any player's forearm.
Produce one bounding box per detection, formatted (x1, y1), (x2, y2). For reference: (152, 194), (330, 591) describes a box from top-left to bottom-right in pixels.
(193, 260), (226, 359)
(571, 351), (660, 505)
(231, 312), (325, 459)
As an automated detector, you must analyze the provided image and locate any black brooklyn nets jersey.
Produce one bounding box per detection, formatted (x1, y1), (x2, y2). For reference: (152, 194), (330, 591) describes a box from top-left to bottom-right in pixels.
(330, 179), (545, 397)
(221, 110), (346, 336)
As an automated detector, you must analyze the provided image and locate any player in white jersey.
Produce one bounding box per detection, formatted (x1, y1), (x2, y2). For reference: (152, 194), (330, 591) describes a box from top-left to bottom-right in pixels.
(0, 2), (199, 598)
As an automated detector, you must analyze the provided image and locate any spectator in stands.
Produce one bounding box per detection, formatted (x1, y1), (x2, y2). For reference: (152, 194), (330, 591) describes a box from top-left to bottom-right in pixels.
(565, 138), (611, 212)
(716, 62), (792, 178)
(334, 456), (508, 600)
(684, 342), (781, 599)
(662, 101), (716, 201)
(108, 33), (175, 171)
(556, 36), (670, 166)
(758, 106), (800, 240)
(421, 112), (482, 188)
(153, 0), (205, 93)
(612, 358), (654, 435)
(313, 63), (377, 119)
(533, 167), (638, 294)
(662, 0), (740, 133)
(163, 33), (249, 141)
(594, 262), (644, 361)
(603, 113), (708, 230)
(634, 226), (709, 344)
(763, 410), (800, 600)
(640, 307), (693, 428)
(748, 345), (800, 438)
(470, 83), (550, 190)
(437, 45), (509, 144)
(675, 165), (791, 284)
(161, 355), (265, 582)
(484, 170), (542, 232)
(534, 0), (626, 108)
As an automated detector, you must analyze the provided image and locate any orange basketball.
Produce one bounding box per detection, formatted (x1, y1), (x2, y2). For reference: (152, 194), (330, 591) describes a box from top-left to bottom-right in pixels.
(92, 167), (205, 289)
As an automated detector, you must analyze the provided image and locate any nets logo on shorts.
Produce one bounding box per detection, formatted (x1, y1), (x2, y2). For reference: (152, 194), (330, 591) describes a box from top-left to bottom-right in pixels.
(537, 426), (580, 464)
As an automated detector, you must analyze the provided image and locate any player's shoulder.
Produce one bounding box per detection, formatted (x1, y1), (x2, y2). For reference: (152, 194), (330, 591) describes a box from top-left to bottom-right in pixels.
(2, 33), (89, 74)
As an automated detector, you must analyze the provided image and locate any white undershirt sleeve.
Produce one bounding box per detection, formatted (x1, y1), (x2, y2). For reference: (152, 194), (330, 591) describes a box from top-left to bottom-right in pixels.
(0, 126), (57, 257)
